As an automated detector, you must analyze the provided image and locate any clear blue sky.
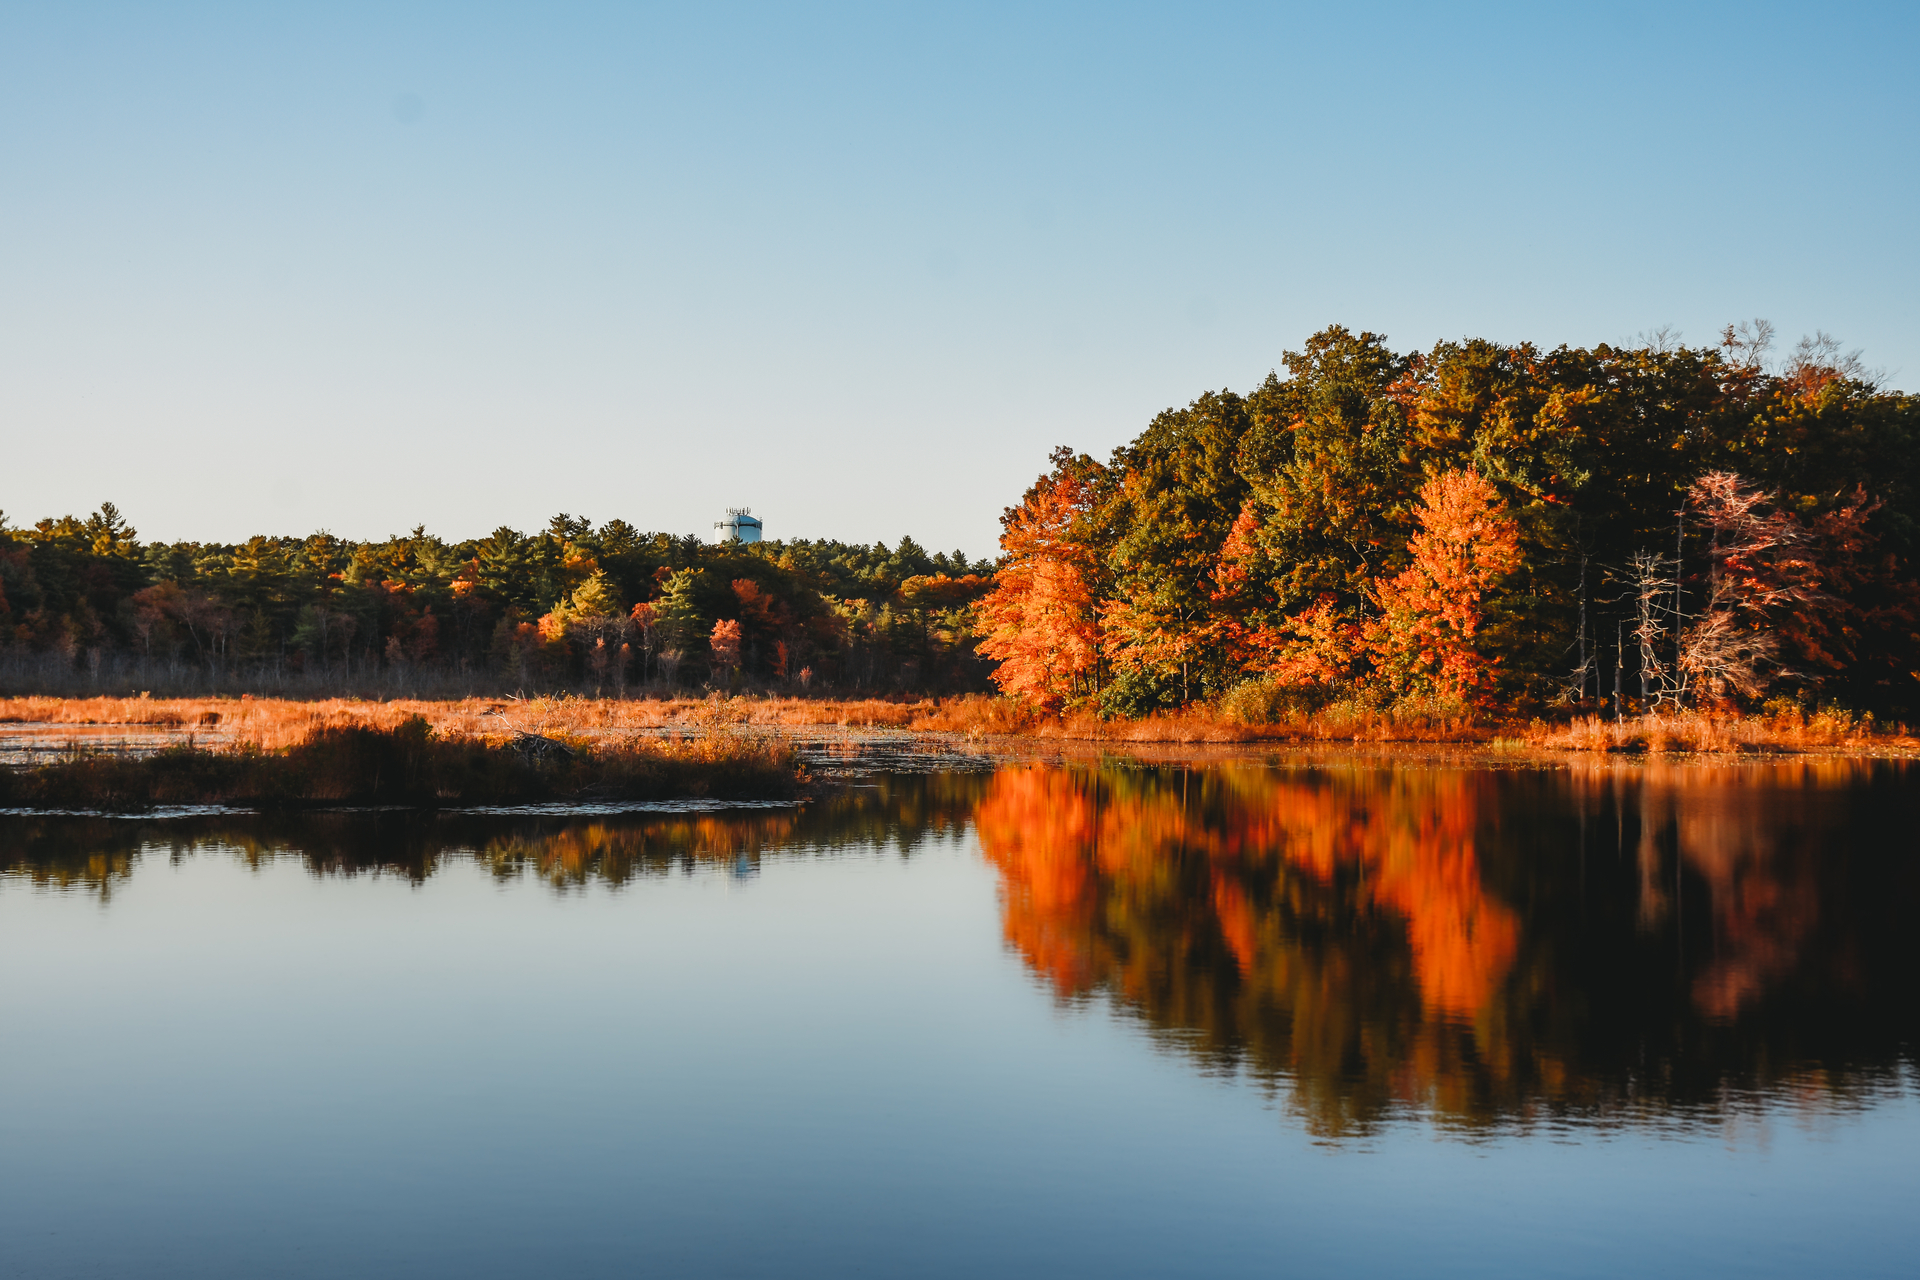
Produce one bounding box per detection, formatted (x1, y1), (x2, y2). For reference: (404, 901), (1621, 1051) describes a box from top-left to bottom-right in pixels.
(3, 2), (1915, 559)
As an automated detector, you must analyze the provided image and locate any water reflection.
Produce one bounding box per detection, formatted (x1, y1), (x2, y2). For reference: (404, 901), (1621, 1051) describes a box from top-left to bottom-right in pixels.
(0, 773), (989, 897)
(975, 759), (1920, 1136)
(4, 757), (1915, 1138)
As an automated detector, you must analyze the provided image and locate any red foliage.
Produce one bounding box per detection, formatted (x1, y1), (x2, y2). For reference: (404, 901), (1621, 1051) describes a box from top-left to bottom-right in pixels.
(709, 618), (743, 677)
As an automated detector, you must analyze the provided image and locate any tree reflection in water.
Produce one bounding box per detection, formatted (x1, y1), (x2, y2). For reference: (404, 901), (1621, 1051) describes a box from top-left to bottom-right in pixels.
(4, 758), (1914, 1137)
(974, 759), (1920, 1137)
(0, 773), (987, 897)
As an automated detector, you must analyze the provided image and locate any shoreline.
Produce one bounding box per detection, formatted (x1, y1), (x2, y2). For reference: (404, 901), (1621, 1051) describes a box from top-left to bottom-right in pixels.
(1, 695), (1913, 815)
(3, 731), (1907, 818)
(0, 716), (804, 813)
(3, 693), (1914, 758)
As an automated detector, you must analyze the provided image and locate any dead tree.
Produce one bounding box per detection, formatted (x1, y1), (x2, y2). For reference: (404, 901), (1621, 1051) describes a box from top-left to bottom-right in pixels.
(1627, 550), (1685, 709)
(1676, 471), (1824, 703)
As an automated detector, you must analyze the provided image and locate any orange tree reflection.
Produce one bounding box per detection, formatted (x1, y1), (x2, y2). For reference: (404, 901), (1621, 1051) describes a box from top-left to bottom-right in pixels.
(973, 760), (1917, 1137)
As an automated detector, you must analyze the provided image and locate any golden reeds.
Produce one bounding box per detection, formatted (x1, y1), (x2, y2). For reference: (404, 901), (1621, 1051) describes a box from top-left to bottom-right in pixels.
(0, 714), (802, 811)
(1522, 707), (1912, 754)
(3, 693), (1912, 757)
(0, 693), (937, 747)
(908, 692), (1484, 743)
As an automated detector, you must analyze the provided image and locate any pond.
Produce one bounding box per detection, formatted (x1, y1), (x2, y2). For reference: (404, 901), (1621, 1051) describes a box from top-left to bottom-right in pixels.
(3, 755), (1916, 1278)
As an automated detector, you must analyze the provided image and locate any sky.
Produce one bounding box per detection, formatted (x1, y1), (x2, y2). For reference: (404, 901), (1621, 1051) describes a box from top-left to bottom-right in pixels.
(3, 2), (1916, 559)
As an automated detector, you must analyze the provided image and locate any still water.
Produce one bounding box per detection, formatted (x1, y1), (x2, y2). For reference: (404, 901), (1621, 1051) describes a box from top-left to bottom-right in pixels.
(3, 758), (1917, 1278)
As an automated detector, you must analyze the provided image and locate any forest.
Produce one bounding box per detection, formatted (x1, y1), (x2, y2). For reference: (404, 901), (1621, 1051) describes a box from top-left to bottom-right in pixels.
(10, 320), (1918, 721)
(978, 322), (1920, 719)
(0, 511), (995, 696)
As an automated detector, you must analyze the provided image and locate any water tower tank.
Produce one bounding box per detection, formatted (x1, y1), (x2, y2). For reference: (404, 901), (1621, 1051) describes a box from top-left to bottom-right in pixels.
(714, 508), (763, 543)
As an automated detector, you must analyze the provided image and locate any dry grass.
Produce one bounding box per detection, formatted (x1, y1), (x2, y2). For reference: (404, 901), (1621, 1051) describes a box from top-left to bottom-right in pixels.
(0, 715), (802, 811)
(914, 692), (1919, 753)
(1520, 706), (1917, 754)
(0, 693), (939, 747)
(915, 694), (1274, 742)
(909, 693), (1486, 744)
(8, 691), (1419, 748)
(5, 693), (1915, 757)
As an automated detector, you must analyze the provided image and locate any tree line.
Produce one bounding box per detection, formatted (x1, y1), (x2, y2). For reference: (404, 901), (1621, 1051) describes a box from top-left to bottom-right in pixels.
(0, 510), (996, 696)
(978, 322), (1920, 717)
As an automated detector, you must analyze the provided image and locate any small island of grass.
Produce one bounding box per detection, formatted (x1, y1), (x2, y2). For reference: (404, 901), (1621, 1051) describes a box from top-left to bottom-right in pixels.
(0, 716), (801, 812)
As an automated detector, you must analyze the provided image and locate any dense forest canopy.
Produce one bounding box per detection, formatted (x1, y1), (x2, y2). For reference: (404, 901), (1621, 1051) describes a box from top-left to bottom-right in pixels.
(0, 509), (995, 695)
(10, 321), (1917, 716)
(979, 323), (1920, 717)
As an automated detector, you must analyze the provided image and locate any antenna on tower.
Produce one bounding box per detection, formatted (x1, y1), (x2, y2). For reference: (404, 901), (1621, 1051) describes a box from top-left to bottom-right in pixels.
(713, 508), (764, 544)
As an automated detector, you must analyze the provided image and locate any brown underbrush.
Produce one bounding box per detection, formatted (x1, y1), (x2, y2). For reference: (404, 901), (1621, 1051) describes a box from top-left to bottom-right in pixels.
(0, 717), (801, 811)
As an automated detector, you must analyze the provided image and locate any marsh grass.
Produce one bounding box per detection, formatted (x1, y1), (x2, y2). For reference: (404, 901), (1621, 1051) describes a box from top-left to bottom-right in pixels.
(911, 694), (1256, 741)
(912, 688), (1483, 743)
(1522, 704), (1912, 754)
(0, 716), (801, 811)
(3, 691), (1913, 761)
(0, 693), (935, 745)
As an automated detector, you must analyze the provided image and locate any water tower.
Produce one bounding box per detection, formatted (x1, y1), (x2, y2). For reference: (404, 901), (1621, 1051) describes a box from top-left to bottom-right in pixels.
(714, 507), (763, 543)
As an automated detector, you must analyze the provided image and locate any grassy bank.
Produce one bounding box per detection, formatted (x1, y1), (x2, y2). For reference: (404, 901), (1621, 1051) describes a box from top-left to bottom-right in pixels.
(0, 717), (802, 811)
(3, 692), (1915, 758)
(0, 693), (936, 745)
(912, 693), (1920, 753)
(1512, 707), (1902, 754)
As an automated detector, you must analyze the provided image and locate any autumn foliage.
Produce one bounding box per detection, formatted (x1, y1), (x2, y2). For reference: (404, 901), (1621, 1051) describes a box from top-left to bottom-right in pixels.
(973, 450), (1103, 711)
(0, 507), (997, 698)
(1364, 469), (1520, 701)
(971, 760), (1907, 1134)
(975, 765), (1517, 1025)
(975, 323), (1920, 719)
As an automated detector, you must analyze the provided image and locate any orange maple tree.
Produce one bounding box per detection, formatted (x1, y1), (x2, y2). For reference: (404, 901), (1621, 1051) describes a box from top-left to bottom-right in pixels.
(974, 450), (1103, 710)
(1364, 468), (1520, 702)
(708, 618), (743, 684)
